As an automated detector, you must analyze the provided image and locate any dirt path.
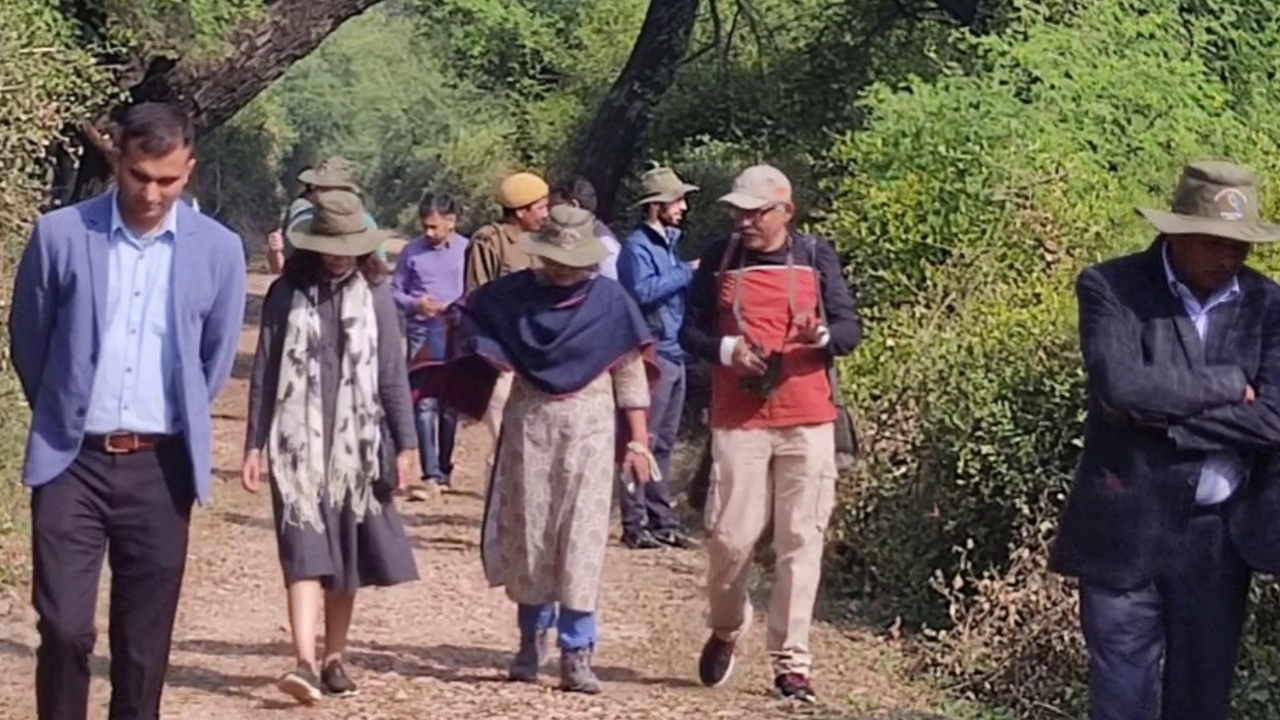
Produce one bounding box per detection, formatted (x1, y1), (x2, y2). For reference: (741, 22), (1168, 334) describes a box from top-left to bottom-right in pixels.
(0, 252), (946, 720)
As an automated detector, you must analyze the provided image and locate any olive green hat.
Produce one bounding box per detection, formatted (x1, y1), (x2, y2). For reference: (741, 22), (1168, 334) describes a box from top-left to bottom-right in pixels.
(298, 156), (360, 192)
(519, 205), (609, 268)
(286, 189), (393, 257)
(633, 164), (699, 206)
(1137, 160), (1280, 243)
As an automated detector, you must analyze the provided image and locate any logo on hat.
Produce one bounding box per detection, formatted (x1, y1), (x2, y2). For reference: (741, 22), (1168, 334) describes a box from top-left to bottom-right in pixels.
(1214, 187), (1247, 221)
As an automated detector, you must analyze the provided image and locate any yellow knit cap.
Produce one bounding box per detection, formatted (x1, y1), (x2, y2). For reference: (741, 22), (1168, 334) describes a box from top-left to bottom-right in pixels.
(497, 172), (549, 210)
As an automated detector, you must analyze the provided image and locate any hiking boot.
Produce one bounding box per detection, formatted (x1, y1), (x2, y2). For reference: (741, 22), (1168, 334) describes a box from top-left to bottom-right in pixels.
(622, 529), (662, 550)
(508, 630), (548, 682)
(698, 635), (736, 688)
(321, 659), (358, 697)
(774, 673), (817, 704)
(653, 528), (697, 549)
(277, 663), (324, 705)
(559, 647), (602, 694)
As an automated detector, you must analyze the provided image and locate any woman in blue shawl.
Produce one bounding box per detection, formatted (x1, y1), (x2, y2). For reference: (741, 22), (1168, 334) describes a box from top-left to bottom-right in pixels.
(414, 205), (658, 694)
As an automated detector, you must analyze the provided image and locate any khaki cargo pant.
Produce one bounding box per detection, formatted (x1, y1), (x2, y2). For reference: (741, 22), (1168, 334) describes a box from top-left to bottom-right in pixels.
(481, 371), (515, 481)
(704, 422), (837, 677)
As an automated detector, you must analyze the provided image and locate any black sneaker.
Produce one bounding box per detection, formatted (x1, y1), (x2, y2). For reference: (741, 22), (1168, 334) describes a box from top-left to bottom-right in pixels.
(622, 529), (662, 550)
(321, 660), (358, 697)
(697, 635), (736, 688)
(653, 528), (697, 549)
(277, 663), (324, 705)
(774, 673), (817, 704)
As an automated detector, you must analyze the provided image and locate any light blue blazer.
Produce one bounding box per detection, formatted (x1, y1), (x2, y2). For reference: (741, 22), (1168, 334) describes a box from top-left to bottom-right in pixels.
(8, 192), (247, 504)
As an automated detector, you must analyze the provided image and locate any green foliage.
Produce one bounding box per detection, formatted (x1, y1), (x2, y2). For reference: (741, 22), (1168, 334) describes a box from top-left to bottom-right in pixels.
(0, 0), (106, 563)
(98, 0), (265, 58)
(819, 0), (1280, 716)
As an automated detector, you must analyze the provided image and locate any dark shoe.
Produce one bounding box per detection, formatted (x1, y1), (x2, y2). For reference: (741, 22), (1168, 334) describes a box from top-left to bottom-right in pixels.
(653, 528), (697, 549)
(559, 647), (602, 694)
(277, 663), (324, 705)
(697, 635), (736, 688)
(508, 631), (548, 682)
(320, 659), (357, 697)
(622, 529), (662, 550)
(774, 673), (817, 704)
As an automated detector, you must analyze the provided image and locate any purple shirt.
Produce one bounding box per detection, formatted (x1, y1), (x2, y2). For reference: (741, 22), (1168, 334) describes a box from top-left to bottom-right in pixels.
(391, 233), (469, 333)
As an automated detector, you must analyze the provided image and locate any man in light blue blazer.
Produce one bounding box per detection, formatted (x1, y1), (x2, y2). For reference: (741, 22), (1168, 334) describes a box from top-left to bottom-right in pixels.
(8, 102), (246, 720)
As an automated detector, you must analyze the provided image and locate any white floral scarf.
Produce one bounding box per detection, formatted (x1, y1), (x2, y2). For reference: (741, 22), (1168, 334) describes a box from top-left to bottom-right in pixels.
(268, 272), (383, 532)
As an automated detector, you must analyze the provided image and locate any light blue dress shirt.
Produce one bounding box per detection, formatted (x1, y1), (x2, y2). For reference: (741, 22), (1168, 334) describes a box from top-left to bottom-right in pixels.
(1161, 244), (1244, 505)
(84, 196), (180, 435)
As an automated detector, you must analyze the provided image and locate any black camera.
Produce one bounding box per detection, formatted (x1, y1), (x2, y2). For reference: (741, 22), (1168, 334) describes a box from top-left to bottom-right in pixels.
(737, 344), (784, 399)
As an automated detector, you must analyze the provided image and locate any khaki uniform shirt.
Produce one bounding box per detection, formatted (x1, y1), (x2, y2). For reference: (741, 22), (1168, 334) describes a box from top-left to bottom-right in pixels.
(464, 221), (534, 291)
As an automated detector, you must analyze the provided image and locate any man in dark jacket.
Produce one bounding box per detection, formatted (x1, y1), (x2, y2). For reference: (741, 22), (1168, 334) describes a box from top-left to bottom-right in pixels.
(1051, 160), (1280, 720)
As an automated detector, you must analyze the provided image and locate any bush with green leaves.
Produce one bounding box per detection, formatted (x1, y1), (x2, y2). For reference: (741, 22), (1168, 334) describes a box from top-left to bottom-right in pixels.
(817, 0), (1280, 716)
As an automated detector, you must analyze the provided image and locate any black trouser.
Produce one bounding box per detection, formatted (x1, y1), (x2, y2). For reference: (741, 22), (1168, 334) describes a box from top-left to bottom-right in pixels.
(1079, 505), (1252, 720)
(32, 437), (195, 720)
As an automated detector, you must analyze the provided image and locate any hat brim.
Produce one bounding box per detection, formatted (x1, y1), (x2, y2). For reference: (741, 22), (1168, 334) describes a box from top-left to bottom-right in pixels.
(298, 169), (360, 192)
(633, 183), (700, 207)
(1137, 207), (1280, 243)
(717, 191), (773, 210)
(287, 221), (393, 257)
(519, 235), (611, 269)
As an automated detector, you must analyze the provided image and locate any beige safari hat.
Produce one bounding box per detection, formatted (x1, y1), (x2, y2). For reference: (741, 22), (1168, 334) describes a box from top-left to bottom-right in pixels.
(298, 156), (360, 192)
(286, 189), (394, 257)
(718, 164), (793, 210)
(519, 205), (609, 268)
(1138, 160), (1280, 243)
(633, 164), (699, 206)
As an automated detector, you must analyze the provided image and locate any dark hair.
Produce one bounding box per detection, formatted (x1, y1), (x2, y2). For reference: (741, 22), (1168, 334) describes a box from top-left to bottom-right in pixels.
(114, 102), (194, 157)
(550, 175), (598, 212)
(282, 249), (388, 289)
(418, 192), (461, 219)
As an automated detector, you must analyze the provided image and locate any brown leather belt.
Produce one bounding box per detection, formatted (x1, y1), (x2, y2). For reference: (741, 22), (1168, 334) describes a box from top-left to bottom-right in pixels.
(84, 433), (179, 454)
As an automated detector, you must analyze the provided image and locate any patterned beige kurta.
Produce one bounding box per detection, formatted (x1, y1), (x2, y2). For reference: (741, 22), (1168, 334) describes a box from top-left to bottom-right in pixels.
(481, 350), (650, 613)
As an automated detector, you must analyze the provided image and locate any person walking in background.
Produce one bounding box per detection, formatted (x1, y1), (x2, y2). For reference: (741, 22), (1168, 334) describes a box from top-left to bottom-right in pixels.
(616, 165), (701, 550)
(8, 101), (247, 720)
(680, 164), (861, 704)
(550, 175), (621, 280)
(394, 192), (469, 500)
(464, 171), (551, 480)
(1050, 161), (1280, 720)
(241, 188), (420, 705)
(415, 205), (658, 694)
(266, 157), (387, 273)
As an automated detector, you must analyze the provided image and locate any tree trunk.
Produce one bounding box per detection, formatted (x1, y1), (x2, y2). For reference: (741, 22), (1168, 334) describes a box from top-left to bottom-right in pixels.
(570, 0), (700, 222)
(51, 0), (386, 206)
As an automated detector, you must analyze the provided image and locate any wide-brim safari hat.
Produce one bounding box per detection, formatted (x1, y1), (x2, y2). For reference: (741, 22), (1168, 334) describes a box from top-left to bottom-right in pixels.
(633, 164), (699, 206)
(298, 156), (361, 192)
(287, 189), (393, 257)
(1137, 160), (1280, 243)
(519, 204), (610, 268)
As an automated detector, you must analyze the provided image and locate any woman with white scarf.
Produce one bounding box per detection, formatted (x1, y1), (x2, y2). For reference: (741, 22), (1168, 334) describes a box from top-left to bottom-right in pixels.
(241, 188), (419, 705)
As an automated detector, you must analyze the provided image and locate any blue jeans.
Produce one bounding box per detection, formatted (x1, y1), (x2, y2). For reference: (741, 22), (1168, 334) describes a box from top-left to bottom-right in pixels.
(517, 603), (596, 651)
(620, 355), (685, 534)
(407, 324), (456, 483)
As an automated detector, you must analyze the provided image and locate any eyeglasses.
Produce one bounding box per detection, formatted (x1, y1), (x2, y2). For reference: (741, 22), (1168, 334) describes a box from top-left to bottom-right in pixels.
(728, 203), (781, 224)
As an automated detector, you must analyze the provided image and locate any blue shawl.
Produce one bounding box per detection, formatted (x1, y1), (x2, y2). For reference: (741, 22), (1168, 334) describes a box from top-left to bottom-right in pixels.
(412, 271), (655, 423)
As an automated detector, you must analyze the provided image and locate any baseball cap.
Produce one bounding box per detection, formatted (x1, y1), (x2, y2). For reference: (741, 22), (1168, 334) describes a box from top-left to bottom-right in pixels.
(718, 164), (792, 210)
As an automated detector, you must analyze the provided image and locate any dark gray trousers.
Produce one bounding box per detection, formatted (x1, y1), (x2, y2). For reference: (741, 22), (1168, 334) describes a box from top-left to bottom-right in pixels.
(32, 440), (195, 720)
(620, 355), (685, 534)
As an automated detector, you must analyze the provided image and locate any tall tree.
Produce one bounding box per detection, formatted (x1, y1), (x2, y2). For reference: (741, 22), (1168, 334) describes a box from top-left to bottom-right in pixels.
(570, 0), (700, 221)
(51, 0), (387, 206)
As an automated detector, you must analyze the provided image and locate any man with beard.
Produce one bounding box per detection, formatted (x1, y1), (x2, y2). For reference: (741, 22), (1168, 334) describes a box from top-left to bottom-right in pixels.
(616, 165), (701, 550)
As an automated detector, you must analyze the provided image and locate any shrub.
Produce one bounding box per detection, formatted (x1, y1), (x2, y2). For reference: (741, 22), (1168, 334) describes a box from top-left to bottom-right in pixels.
(816, 0), (1280, 716)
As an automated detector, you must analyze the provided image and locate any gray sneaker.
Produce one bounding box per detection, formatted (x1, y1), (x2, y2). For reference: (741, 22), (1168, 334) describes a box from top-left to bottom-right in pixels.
(559, 647), (602, 694)
(508, 631), (548, 682)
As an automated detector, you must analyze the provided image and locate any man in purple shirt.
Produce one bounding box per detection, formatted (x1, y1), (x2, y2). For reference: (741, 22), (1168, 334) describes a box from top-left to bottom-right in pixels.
(391, 193), (468, 498)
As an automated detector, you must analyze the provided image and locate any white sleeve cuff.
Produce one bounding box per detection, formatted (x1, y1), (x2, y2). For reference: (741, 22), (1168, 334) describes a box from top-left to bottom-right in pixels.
(719, 336), (741, 366)
(813, 326), (831, 349)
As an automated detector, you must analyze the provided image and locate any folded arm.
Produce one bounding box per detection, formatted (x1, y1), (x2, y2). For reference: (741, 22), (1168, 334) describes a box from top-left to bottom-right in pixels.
(1077, 267), (1246, 420)
(1167, 294), (1280, 453)
(678, 240), (728, 365)
(812, 238), (861, 356)
(8, 223), (57, 408)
